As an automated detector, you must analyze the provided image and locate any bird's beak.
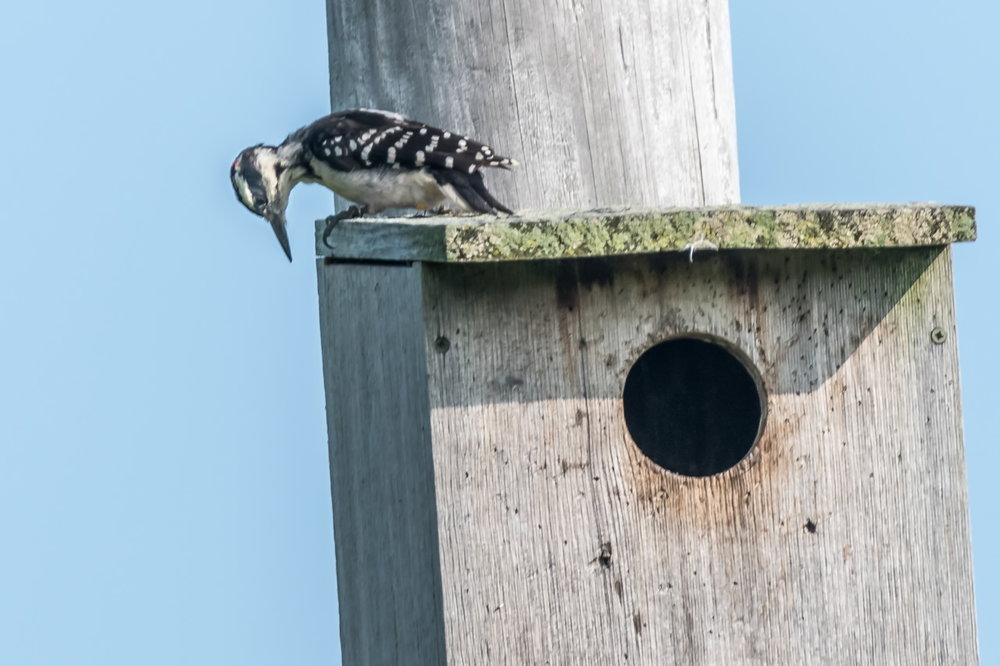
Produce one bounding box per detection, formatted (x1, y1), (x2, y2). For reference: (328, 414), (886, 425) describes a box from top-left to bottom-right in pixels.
(265, 209), (292, 262)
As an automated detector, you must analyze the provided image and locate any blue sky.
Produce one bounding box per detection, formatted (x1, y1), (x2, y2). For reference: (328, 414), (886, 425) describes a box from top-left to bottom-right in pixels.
(0, 1), (995, 664)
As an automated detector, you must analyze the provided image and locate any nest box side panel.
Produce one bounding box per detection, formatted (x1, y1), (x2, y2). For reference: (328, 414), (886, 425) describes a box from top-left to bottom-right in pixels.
(317, 261), (447, 665)
(420, 247), (976, 664)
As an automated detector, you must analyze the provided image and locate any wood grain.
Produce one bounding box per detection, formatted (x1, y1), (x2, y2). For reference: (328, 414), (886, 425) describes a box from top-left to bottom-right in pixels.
(316, 260), (447, 664)
(418, 248), (978, 664)
(324, 0), (739, 211)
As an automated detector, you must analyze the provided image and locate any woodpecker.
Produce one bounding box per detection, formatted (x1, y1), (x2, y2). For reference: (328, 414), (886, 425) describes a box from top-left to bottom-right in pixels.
(230, 108), (517, 261)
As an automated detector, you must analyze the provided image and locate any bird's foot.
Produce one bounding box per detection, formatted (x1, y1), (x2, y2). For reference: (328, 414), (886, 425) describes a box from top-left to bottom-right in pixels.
(321, 205), (368, 251)
(681, 233), (719, 262)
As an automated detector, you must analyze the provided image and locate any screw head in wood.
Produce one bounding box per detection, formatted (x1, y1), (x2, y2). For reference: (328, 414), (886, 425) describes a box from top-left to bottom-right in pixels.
(930, 327), (947, 344)
(433, 335), (451, 353)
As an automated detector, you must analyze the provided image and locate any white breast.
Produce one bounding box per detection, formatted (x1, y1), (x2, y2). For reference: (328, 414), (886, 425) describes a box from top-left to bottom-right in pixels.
(308, 160), (469, 213)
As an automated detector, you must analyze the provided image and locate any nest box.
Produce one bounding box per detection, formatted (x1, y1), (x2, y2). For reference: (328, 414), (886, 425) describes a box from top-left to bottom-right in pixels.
(316, 204), (978, 665)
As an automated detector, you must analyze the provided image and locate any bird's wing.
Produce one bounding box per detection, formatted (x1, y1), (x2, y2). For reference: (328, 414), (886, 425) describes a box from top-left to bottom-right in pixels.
(302, 109), (517, 176)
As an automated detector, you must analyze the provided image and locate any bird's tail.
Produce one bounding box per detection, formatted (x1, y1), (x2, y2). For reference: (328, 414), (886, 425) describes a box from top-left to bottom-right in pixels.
(433, 169), (513, 214)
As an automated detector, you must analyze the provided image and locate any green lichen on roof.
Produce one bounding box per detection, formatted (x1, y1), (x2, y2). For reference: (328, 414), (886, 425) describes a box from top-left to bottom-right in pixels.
(315, 203), (976, 263)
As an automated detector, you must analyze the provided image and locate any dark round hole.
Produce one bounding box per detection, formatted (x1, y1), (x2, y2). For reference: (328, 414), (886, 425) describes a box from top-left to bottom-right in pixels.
(622, 337), (764, 477)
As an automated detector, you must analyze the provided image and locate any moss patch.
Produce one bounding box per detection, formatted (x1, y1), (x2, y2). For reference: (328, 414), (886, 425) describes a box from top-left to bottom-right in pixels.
(315, 203), (976, 263)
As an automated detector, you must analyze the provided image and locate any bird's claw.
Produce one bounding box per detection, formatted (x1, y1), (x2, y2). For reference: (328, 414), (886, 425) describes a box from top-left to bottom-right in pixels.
(321, 205), (368, 250)
(681, 233), (719, 262)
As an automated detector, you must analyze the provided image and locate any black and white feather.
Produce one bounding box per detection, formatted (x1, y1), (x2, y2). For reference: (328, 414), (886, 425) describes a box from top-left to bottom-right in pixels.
(231, 109), (517, 261)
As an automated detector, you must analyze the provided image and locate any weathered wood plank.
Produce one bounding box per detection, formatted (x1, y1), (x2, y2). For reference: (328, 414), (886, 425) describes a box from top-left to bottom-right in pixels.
(316, 261), (447, 665)
(325, 0), (739, 211)
(316, 203), (976, 262)
(419, 248), (977, 664)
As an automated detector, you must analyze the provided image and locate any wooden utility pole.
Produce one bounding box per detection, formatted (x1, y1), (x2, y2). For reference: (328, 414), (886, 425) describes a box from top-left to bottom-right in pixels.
(325, 0), (739, 210)
(317, 3), (979, 665)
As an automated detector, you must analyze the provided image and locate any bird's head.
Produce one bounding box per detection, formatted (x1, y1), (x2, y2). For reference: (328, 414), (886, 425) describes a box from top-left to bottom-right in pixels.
(231, 145), (272, 216)
(230, 145), (293, 261)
